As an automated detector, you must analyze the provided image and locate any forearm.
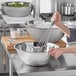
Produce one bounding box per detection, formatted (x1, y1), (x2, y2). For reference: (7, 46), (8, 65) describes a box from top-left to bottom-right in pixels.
(61, 46), (76, 53)
(56, 22), (70, 37)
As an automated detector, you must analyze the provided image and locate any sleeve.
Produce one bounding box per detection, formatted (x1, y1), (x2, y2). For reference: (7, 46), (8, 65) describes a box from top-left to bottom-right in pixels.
(67, 28), (76, 42)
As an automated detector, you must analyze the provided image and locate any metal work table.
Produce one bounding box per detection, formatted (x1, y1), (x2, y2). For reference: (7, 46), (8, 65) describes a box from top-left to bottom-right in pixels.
(2, 36), (76, 76)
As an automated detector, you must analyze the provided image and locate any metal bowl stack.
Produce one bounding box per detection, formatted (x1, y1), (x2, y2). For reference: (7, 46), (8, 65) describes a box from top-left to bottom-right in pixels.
(2, 2), (32, 17)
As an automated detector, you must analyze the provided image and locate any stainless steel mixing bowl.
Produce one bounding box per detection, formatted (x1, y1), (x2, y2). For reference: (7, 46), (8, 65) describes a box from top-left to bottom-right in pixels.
(14, 42), (59, 66)
(2, 2), (32, 17)
(26, 22), (64, 42)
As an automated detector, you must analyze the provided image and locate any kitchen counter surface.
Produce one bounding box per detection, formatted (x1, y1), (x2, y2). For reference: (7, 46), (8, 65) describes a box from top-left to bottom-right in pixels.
(8, 53), (76, 76)
(11, 53), (66, 74)
(1, 35), (34, 53)
(1, 35), (66, 53)
(19, 70), (76, 76)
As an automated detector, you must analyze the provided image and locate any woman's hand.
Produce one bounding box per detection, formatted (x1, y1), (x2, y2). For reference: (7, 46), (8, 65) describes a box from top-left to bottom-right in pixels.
(51, 12), (70, 37)
(48, 48), (64, 58)
(51, 12), (61, 25)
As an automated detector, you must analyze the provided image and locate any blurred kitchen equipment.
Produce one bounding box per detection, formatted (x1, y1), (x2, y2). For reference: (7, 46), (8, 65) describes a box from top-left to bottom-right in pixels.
(40, 0), (57, 14)
(14, 42), (59, 66)
(40, 0), (57, 21)
(26, 22), (64, 42)
(2, 2), (32, 17)
(10, 28), (20, 39)
(39, 13), (52, 21)
(32, 0), (40, 18)
(61, 3), (75, 16)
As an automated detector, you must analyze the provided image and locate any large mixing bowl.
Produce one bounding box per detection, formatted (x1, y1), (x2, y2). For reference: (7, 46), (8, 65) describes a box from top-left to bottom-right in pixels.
(26, 22), (64, 42)
(2, 2), (32, 17)
(14, 42), (59, 66)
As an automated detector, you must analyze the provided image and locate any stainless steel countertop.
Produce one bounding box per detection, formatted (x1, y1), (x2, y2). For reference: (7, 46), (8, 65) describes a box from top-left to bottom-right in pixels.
(12, 53), (76, 76)
(19, 70), (76, 76)
(11, 54), (67, 74)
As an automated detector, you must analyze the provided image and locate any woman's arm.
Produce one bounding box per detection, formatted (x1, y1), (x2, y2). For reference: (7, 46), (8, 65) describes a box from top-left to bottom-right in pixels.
(63, 45), (76, 53)
(56, 22), (70, 37)
(49, 12), (76, 58)
(51, 12), (70, 37)
(48, 45), (76, 58)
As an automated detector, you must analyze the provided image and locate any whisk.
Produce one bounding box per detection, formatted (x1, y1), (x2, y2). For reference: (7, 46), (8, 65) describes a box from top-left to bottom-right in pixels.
(35, 21), (55, 52)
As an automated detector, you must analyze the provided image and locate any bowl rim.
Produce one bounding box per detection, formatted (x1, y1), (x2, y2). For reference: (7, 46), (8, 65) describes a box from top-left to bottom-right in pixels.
(26, 22), (59, 30)
(2, 1), (31, 8)
(26, 26), (60, 31)
(2, 6), (31, 8)
(14, 41), (59, 53)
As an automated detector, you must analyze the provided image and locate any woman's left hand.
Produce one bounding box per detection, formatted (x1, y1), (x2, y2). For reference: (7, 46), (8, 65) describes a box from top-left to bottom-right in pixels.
(48, 48), (64, 58)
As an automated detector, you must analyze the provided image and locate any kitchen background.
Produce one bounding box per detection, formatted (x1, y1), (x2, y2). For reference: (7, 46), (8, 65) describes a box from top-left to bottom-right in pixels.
(0, 0), (76, 74)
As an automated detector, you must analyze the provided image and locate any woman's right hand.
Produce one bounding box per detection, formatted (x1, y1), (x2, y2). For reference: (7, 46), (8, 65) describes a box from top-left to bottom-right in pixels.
(51, 12), (61, 25)
(51, 12), (70, 37)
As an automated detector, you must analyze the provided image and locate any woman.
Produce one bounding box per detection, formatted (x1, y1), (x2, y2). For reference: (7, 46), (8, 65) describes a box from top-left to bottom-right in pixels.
(48, 12), (76, 58)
